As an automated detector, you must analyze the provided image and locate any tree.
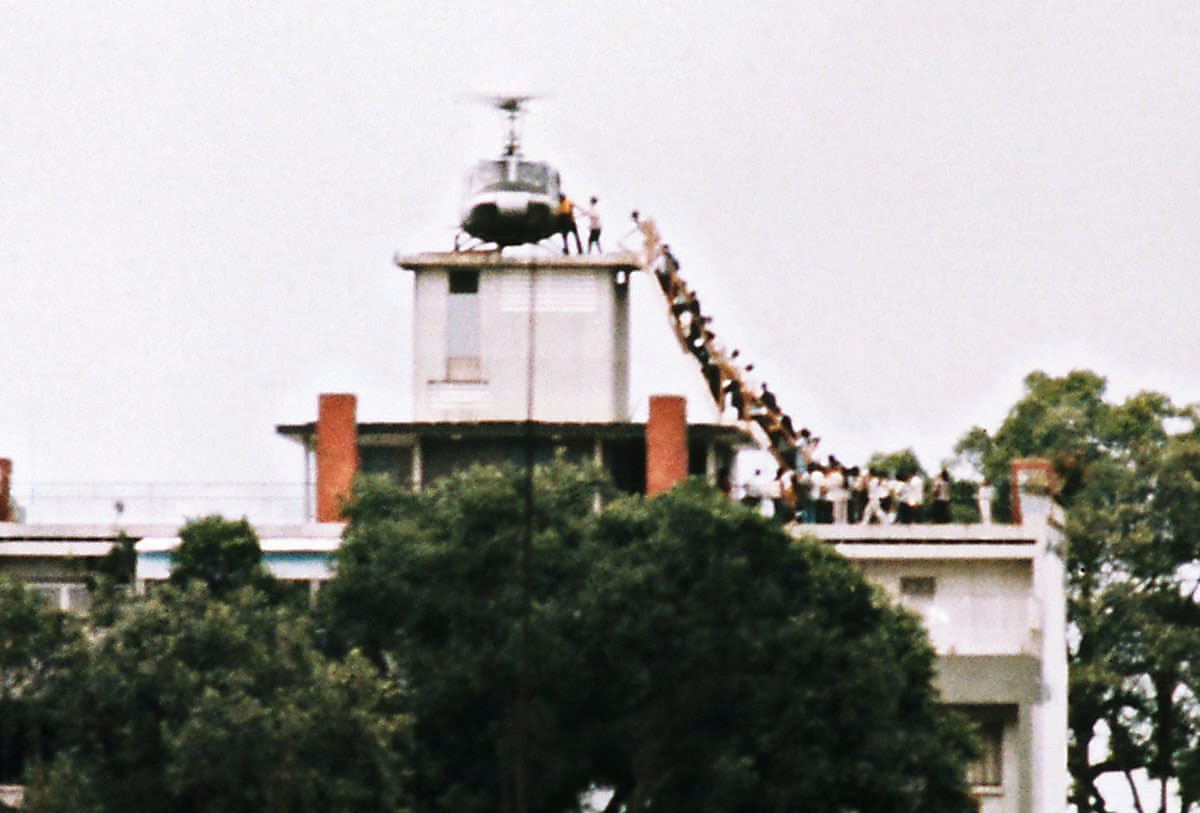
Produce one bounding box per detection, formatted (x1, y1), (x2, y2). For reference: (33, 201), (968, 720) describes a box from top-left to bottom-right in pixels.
(867, 447), (926, 479)
(580, 477), (975, 813)
(319, 464), (615, 813)
(26, 584), (408, 813)
(955, 370), (1200, 812)
(168, 515), (275, 598)
(0, 577), (84, 787)
(320, 461), (976, 813)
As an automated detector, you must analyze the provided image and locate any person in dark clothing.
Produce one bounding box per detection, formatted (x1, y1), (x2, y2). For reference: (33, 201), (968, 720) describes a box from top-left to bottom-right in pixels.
(556, 194), (582, 254)
(760, 382), (779, 413)
(931, 468), (952, 523)
(716, 465), (733, 496)
(726, 380), (745, 420)
(662, 244), (679, 270)
(704, 362), (723, 402)
(772, 468), (795, 523)
(672, 289), (701, 320)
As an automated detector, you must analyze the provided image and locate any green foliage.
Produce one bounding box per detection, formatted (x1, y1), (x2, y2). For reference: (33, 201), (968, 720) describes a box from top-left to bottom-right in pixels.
(867, 447), (925, 479)
(96, 532), (136, 585)
(956, 369), (1200, 812)
(0, 577), (86, 785)
(584, 479), (975, 813)
(83, 533), (138, 627)
(321, 461), (975, 813)
(949, 479), (979, 523)
(26, 584), (408, 812)
(320, 463), (615, 813)
(954, 369), (1117, 521)
(169, 515), (273, 598)
(0, 577), (82, 698)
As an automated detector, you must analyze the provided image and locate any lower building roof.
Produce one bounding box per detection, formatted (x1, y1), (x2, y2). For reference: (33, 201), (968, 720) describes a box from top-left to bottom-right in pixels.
(276, 420), (754, 449)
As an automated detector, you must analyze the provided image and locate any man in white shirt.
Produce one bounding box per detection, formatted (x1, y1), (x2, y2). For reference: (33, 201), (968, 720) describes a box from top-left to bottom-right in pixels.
(977, 478), (994, 524)
(808, 464), (827, 524)
(860, 470), (887, 525)
(582, 196), (602, 254)
(826, 466), (848, 524)
(901, 472), (924, 524)
(741, 469), (766, 512)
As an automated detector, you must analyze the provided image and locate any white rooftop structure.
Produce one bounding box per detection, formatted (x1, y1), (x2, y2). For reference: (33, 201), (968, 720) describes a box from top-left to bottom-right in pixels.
(796, 486), (1068, 813)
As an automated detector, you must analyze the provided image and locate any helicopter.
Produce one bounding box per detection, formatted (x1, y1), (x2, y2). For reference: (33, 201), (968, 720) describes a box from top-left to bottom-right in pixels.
(455, 95), (564, 251)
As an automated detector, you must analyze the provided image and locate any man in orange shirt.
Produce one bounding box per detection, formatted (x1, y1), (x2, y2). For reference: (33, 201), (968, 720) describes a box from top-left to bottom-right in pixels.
(556, 194), (582, 255)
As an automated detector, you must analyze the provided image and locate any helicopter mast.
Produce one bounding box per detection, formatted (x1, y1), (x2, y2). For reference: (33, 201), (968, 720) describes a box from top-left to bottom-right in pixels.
(486, 94), (535, 158)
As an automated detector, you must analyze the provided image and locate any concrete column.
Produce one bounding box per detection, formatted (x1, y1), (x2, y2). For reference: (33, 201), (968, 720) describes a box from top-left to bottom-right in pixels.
(1010, 458), (1055, 525)
(411, 439), (423, 491)
(646, 395), (687, 496)
(316, 394), (358, 522)
(0, 458), (11, 522)
(613, 273), (631, 420)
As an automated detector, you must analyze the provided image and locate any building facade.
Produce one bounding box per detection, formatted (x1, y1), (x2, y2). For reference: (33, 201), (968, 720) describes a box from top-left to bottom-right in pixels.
(0, 239), (1069, 810)
(275, 249), (752, 521)
(799, 474), (1068, 813)
(401, 251), (639, 423)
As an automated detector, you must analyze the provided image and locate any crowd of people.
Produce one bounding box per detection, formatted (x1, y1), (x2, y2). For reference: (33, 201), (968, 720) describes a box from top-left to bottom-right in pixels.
(731, 465), (996, 526)
(623, 210), (1000, 528)
(638, 215), (814, 477)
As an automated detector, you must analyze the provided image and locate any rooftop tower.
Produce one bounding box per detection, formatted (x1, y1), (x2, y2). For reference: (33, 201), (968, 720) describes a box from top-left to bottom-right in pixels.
(398, 251), (640, 422)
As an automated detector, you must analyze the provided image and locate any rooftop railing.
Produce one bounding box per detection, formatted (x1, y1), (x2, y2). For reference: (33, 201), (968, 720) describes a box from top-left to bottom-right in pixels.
(9, 482), (310, 525)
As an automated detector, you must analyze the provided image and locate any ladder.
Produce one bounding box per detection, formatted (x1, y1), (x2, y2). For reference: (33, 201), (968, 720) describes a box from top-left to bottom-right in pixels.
(634, 221), (818, 477)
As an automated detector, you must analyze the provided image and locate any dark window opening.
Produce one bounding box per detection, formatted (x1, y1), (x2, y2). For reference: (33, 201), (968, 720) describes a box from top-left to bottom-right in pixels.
(966, 720), (1004, 786)
(900, 576), (937, 598)
(447, 271), (481, 381)
(449, 270), (479, 294)
(360, 446), (415, 485)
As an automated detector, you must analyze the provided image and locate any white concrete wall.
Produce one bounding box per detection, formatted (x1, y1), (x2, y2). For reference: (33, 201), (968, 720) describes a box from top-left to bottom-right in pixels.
(412, 266), (627, 422)
(826, 517), (1069, 813)
(976, 720), (1021, 813)
(1027, 498), (1070, 813)
(855, 558), (1037, 656)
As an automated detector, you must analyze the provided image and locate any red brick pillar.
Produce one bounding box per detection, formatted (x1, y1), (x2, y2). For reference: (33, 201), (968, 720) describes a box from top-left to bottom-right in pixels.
(646, 395), (687, 496)
(1010, 458), (1055, 525)
(316, 394), (358, 522)
(0, 459), (11, 522)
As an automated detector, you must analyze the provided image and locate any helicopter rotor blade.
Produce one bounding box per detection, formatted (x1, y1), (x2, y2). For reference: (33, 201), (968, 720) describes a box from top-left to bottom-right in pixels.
(462, 92), (549, 114)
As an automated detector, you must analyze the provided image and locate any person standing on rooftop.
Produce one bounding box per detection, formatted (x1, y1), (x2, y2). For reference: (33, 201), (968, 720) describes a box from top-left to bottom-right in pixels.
(931, 468), (952, 523)
(827, 463), (848, 524)
(629, 210), (661, 266)
(556, 194), (582, 254)
(582, 196), (602, 253)
(901, 470), (924, 524)
(977, 477), (994, 524)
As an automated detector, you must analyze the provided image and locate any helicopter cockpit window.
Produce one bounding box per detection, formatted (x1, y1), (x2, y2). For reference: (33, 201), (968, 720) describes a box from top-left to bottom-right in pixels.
(468, 159), (554, 197)
(516, 162), (550, 192)
(470, 161), (506, 193)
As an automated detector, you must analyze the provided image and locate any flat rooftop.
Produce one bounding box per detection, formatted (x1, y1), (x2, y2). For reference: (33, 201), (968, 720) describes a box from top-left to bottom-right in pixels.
(395, 250), (642, 272)
(276, 420), (753, 448)
(793, 522), (1044, 560)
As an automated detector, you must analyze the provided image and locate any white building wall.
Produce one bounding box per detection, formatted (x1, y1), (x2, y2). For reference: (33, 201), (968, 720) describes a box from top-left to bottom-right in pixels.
(812, 513), (1068, 813)
(857, 558), (1038, 656)
(1027, 497), (1070, 813)
(410, 261), (631, 423)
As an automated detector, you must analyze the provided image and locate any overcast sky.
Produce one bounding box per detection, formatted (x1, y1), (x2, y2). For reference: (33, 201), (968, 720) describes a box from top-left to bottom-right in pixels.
(2, 2), (1198, 493)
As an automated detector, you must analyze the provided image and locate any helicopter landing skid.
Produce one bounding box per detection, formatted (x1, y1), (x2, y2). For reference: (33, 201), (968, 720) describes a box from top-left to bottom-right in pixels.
(453, 233), (498, 254)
